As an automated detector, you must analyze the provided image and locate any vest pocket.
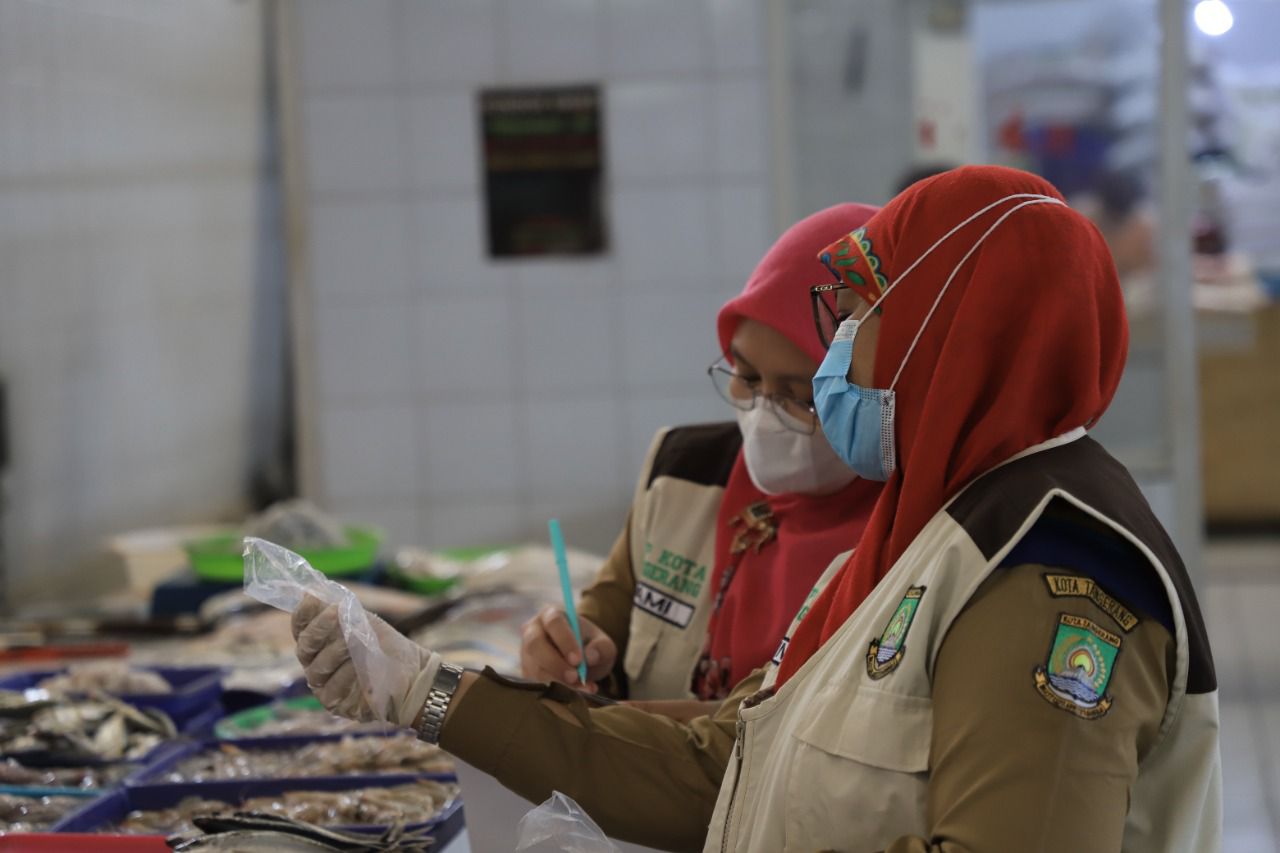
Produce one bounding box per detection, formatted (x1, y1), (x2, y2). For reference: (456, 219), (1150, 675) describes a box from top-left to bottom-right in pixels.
(622, 612), (662, 686)
(782, 686), (932, 848)
(794, 685), (932, 772)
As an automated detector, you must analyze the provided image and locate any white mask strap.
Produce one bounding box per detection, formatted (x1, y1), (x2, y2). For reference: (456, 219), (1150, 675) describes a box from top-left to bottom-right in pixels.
(889, 197), (1065, 389)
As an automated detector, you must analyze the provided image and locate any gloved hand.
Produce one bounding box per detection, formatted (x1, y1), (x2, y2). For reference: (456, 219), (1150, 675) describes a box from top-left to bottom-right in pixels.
(519, 606), (616, 692)
(292, 593), (441, 726)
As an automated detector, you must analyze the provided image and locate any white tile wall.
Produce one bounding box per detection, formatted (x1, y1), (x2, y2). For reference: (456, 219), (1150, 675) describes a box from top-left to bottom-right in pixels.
(406, 93), (480, 191)
(602, 0), (709, 77)
(416, 293), (515, 397)
(499, 0), (602, 83)
(607, 82), (710, 180)
(303, 96), (406, 196)
(319, 405), (422, 503)
(419, 401), (522, 499)
(308, 201), (414, 299)
(0, 0), (268, 605)
(297, 0), (399, 93)
(411, 197), (505, 290)
(293, 0), (774, 551)
(611, 186), (715, 286)
(402, 0), (501, 86)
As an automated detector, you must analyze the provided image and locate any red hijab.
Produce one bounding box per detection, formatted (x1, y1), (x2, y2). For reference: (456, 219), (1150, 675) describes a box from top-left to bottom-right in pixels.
(776, 166), (1128, 686)
(694, 204), (883, 700)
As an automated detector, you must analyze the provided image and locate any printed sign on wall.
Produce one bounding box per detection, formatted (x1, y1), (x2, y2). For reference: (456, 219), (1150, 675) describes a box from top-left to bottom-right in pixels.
(479, 86), (607, 257)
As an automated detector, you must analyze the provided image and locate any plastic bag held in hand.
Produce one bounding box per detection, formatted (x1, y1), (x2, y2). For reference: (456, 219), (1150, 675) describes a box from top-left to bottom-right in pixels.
(242, 536), (419, 722)
(515, 792), (621, 853)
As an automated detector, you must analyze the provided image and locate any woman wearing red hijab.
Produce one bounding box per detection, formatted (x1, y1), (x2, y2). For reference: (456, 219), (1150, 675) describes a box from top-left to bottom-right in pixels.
(292, 167), (1218, 852)
(519, 204), (883, 708)
(708, 164), (1220, 851)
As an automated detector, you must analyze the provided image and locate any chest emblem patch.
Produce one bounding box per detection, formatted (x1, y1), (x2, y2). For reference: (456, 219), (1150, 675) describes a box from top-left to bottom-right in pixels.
(1034, 613), (1122, 719)
(866, 585), (926, 679)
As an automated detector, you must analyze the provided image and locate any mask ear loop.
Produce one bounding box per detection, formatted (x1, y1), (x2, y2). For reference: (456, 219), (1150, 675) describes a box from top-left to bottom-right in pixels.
(839, 193), (1060, 349)
(887, 197), (1068, 391)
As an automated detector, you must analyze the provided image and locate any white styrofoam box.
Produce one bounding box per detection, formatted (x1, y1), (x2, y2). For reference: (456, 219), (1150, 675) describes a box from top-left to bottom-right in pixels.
(325, 500), (425, 551)
(499, 0), (602, 82)
(711, 79), (769, 177)
(317, 404), (422, 503)
(420, 498), (533, 551)
(417, 293), (515, 396)
(296, 0), (399, 93)
(302, 96), (406, 195)
(516, 287), (617, 394)
(602, 0), (708, 77)
(618, 288), (728, 391)
(307, 201), (414, 299)
(402, 0), (500, 86)
(607, 81), (710, 181)
(713, 181), (774, 287)
(611, 186), (714, 286)
(524, 397), (626, 501)
(419, 400), (523, 499)
(411, 197), (508, 291)
(313, 297), (418, 403)
(708, 0), (766, 72)
(406, 92), (481, 191)
(621, 392), (731, 491)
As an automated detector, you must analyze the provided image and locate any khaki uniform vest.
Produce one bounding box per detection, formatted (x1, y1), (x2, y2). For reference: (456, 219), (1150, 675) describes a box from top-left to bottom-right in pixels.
(704, 433), (1221, 852)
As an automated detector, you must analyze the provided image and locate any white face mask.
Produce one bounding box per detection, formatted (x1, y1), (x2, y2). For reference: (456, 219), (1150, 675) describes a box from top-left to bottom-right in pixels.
(736, 405), (859, 497)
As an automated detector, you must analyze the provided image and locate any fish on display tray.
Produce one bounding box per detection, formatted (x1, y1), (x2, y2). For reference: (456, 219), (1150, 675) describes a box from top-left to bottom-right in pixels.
(108, 778), (459, 835)
(0, 691), (176, 762)
(162, 735), (453, 783)
(37, 663), (172, 696)
(0, 757), (131, 789)
(0, 792), (87, 832)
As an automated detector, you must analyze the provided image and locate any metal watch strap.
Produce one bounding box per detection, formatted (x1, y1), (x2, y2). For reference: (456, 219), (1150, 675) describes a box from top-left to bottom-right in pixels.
(415, 662), (463, 745)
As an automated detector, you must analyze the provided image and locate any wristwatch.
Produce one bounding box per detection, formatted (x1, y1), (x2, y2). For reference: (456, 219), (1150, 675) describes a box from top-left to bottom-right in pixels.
(415, 662), (464, 745)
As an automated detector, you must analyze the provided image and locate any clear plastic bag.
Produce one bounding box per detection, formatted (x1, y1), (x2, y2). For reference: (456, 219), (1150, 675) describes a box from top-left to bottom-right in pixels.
(515, 792), (620, 853)
(242, 537), (413, 721)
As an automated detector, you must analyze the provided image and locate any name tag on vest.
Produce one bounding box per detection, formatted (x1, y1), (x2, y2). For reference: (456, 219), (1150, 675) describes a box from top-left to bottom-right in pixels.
(633, 582), (694, 629)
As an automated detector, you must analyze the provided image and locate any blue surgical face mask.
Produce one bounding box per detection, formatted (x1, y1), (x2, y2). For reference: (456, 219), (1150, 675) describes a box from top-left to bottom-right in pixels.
(811, 192), (1071, 482)
(812, 317), (897, 481)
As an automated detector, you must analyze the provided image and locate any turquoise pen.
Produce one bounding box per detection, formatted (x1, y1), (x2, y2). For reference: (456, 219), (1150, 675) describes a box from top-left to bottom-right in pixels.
(548, 518), (589, 685)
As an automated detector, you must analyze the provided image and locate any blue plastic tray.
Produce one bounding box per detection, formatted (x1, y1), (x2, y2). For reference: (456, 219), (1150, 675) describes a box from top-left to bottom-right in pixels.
(0, 667), (222, 726)
(53, 774), (463, 844)
(130, 732), (451, 786)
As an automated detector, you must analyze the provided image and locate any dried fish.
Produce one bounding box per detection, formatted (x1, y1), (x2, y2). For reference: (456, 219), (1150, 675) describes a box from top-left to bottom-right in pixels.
(38, 663), (172, 696)
(165, 735), (452, 782)
(113, 780), (458, 835)
(0, 793), (83, 833)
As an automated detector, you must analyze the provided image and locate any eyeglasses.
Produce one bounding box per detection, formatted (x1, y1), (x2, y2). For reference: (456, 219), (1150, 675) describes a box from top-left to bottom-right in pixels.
(809, 282), (850, 350)
(707, 357), (818, 435)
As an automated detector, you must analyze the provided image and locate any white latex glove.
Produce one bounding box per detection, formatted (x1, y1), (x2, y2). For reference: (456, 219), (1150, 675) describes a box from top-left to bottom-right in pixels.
(292, 593), (440, 726)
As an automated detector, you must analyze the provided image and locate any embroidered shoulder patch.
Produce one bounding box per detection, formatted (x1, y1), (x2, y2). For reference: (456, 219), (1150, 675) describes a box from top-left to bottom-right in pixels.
(1042, 573), (1139, 632)
(866, 586), (926, 679)
(1033, 613), (1122, 719)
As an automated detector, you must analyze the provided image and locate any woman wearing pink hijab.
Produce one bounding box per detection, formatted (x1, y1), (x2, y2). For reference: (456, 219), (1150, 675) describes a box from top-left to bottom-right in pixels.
(512, 203), (883, 709)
